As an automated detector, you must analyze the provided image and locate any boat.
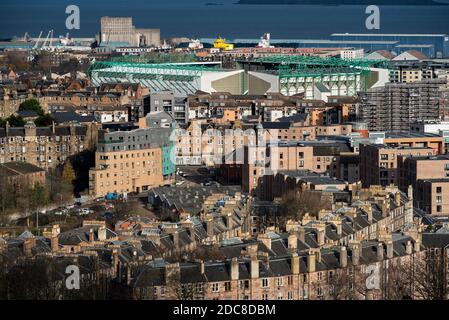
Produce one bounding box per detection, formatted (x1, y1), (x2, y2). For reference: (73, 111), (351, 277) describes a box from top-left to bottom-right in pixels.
(161, 40), (172, 50)
(59, 33), (74, 46)
(256, 33), (275, 48)
(213, 37), (234, 51)
(188, 39), (204, 50)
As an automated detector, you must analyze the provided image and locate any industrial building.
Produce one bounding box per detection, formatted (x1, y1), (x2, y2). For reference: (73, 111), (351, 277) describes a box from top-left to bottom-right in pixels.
(330, 33), (449, 59)
(359, 78), (448, 132)
(100, 16), (160, 47)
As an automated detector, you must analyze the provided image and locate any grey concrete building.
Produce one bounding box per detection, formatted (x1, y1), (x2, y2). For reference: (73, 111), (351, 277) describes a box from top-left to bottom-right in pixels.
(100, 16), (160, 47)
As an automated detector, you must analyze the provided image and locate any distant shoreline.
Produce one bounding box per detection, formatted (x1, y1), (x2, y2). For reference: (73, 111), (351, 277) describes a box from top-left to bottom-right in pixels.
(236, 0), (448, 5)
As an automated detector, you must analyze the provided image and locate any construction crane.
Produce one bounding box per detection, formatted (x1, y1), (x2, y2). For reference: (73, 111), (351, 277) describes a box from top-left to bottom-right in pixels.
(33, 31), (43, 49)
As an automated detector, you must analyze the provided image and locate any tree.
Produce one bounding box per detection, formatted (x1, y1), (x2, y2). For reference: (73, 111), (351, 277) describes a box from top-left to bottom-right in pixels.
(0, 118), (6, 128)
(279, 190), (332, 222)
(62, 162), (76, 186)
(33, 52), (52, 73)
(5, 51), (30, 71)
(412, 252), (446, 300)
(34, 113), (54, 126)
(19, 98), (44, 116)
(5, 114), (25, 127)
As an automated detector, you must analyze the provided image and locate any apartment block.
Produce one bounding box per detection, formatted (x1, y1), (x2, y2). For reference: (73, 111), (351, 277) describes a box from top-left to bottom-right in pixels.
(360, 144), (436, 188)
(88, 112), (175, 197)
(398, 155), (449, 216)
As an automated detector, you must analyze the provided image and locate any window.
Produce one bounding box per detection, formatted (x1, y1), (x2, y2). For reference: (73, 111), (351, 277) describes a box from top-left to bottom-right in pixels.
(287, 275), (293, 286)
(239, 280), (249, 289)
(211, 283), (219, 292)
(287, 291), (293, 300)
(224, 282), (231, 292)
(262, 293), (268, 300)
(261, 278), (269, 288)
(437, 186), (442, 193)
(276, 277), (284, 287)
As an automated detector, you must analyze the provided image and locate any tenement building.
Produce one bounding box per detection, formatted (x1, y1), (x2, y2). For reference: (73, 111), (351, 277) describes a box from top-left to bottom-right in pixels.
(0, 122), (98, 170)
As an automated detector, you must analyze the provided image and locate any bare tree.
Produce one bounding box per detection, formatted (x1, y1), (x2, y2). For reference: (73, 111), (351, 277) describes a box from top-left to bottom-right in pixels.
(279, 190), (332, 222)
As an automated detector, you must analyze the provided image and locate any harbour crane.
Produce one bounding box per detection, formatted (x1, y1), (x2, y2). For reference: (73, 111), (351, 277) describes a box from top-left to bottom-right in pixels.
(33, 31), (43, 49)
(42, 30), (51, 48)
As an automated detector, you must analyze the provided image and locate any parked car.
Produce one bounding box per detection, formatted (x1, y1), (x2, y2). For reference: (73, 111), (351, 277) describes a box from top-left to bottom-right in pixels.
(78, 208), (93, 216)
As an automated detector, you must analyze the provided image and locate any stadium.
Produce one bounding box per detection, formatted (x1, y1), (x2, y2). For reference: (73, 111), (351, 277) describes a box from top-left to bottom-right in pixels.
(88, 55), (389, 98)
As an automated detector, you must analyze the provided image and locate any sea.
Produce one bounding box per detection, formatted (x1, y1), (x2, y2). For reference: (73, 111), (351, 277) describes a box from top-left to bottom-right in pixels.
(1, 0), (449, 40)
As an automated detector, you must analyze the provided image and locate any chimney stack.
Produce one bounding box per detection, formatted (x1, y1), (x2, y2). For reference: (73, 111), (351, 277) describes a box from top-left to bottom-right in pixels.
(51, 235), (59, 253)
(340, 246), (347, 268)
(98, 226), (107, 241)
(206, 217), (214, 238)
(291, 253), (300, 275)
(89, 228), (95, 242)
(350, 241), (360, 266)
(316, 226), (325, 246)
(381, 198), (389, 218)
(226, 213), (233, 231)
(288, 233), (298, 251)
(298, 227), (305, 243)
(386, 241), (393, 259)
(395, 192), (401, 207)
(231, 257), (239, 280)
(258, 233), (271, 250)
(377, 242), (384, 261)
(307, 250), (316, 273)
(406, 240), (413, 255)
(414, 239), (421, 252)
(250, 256), (259, 279)
(408, 185), (413, 201)
(24, 237), (36, 257)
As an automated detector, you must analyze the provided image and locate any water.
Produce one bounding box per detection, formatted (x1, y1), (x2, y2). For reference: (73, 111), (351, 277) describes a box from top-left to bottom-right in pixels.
(0, 0), (449, 39)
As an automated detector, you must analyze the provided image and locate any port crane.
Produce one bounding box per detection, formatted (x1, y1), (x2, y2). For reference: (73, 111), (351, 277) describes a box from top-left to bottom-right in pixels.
(41, 29), (54, 50)
(33, 31), (43, 49)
